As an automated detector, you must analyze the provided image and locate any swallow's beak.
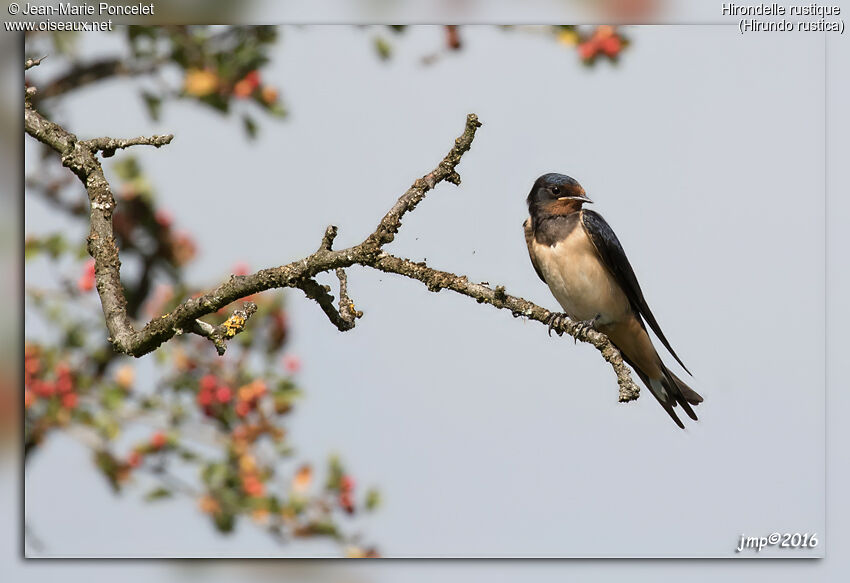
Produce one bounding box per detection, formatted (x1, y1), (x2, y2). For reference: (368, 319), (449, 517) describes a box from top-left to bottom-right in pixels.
(559, 194), (593, 204)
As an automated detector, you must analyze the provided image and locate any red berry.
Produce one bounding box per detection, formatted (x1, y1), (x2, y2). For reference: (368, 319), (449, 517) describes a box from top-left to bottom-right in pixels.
(283, 354), (301, 374)
(216, 386), (233, 404)
(61, 393), (78, 410)
(235, 401), (251, 418)
(242, 475), (265, 497)
(199, 374), (218, 392)
(578, 41), (598, 61)
(197, 389), (213, 407)
(77, 260), (96, 292)
(56, 375), (73, 394)
(339, 492), (355, 514)
(37, 381), (56, 397)
(600, 36), (622, 57)
(231, 262), (250, 276)
(155, 209), (173, 228)
(243, 70), (261, 88)
(127, 451), (142, 468)
(150, 432), (168, 449)
(340, 475), (355, 493)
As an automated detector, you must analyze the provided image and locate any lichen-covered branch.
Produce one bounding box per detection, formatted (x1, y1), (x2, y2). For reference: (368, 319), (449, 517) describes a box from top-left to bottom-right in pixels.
(25, 99), (640, 402)
(81, 134), (174, 158)
(189, 302), (259, 356)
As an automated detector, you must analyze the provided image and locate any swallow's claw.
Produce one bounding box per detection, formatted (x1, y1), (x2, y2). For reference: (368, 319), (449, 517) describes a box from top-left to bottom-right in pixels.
(573, 316), (600, 343)
(547, 312), (568, 337)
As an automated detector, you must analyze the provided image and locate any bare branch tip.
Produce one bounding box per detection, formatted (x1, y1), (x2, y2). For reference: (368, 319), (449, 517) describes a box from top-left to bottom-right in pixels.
(25, 56), (47, 70)
(320, 225), (339, 250)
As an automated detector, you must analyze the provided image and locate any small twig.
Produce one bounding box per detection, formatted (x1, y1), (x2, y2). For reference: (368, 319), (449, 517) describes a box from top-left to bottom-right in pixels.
(297, 278), (357, 332)
(335, 268), (363, 326)
(25, 56), (46, 70)
(319, 225), (338, 251)
(82, 134), (174, 158)
(189, 302), (258, 355)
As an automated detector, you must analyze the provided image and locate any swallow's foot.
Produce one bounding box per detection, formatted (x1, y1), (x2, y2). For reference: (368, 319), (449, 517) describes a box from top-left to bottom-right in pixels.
(547, 312), (570, 337)
(573, 315), (600, 343)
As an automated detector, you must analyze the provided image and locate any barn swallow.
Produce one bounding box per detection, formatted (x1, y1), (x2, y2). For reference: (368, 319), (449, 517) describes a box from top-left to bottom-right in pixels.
(524, 173), (703, 428)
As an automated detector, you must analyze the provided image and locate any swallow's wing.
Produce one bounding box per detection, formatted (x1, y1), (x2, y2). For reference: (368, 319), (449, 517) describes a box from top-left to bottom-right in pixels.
(581, 209), (691, 375)
(523, 219), (546, 283)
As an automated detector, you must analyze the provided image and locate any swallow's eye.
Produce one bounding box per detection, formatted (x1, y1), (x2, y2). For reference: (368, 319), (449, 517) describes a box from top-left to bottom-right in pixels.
(551, 186), (561, 195)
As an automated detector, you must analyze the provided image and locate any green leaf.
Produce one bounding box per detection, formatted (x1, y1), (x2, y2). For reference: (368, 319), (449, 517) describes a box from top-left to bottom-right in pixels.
(178, 448), (199, 462)
(101, 385), (126, 411)
(24, 238), (40, 261)
(144, 487), (173, 501)
(112, 157), (142, 181)
(325, 454), (344, 492)
(242, 114), (258, 139)
(374, 36), (392, 61)
(201, 462), (229, 488)
(44, 234), (66, 258)
(365, 488), (381, 511)
(213, 511), (235, 533)
(141, 91), (162, 121)
(308, 520), (338, 537)
(266, 102), (287, 118)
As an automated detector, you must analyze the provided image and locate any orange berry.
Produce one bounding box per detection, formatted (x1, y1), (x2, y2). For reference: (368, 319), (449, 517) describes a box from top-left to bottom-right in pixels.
(252, 379), (267, 398)
(260, 86), (278, 105)
(184, 68), (219, 97)
(198, 495), (220, 515)
(115, 365), (135, 390)
(578, 41), (597, 61)
(242, 475), (265, 497)
(292, 464), (312, 494)
(233, 78), (254, 98)
(595, 25), (615, 39)
(150, 432), (168, 449)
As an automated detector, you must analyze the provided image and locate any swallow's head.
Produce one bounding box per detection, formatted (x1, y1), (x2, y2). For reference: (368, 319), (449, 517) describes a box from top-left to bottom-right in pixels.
(526, 173), (592, 217)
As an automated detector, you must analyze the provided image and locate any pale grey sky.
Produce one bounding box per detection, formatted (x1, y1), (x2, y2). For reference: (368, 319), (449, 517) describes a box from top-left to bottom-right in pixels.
(15, 20), (846, 580)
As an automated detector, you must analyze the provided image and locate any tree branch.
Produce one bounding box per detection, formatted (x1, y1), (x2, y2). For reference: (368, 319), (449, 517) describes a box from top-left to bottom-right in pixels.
(33, 57), (164, 100)
(81, 134), (174, 158)
(25, 100), (640, 402)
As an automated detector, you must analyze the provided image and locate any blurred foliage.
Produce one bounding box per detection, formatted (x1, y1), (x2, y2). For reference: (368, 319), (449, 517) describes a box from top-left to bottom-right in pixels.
(27, 26), (286, 140)
(25, 27), (382, 555)
(25, 161), (380, 552)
